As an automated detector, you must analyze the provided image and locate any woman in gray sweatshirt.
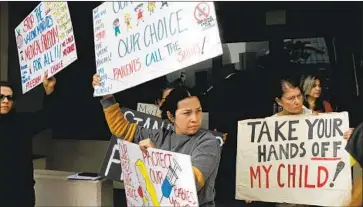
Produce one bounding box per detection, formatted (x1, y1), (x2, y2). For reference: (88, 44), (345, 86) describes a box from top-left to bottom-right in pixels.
(93, 75), (220, 207)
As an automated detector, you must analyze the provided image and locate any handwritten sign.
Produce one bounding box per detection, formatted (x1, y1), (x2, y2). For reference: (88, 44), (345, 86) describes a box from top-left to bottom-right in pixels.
(119, 140), (198, 206)
(235, 112), (352, 206)
(15, 2), (77, 94)
(137, 103), (161, 117)
(99, 107), (224, 182)
(92, 2), (222, 96)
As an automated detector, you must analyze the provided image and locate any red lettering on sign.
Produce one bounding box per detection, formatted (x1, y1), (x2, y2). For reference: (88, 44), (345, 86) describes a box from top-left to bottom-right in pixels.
(113, 58), (141, 80)
(275, 164), (330, 188)
(96, 30), (105, 41)
(149, 168), (163, 184)
(26, 75), (41, 89)
(142, 150), (172, 169)
(250, 165), (271, 188)
(125, 185), (137, 201)
(41, 27), (58, 51)
(24, 39), (44, 61)
(50, 61), (63, 75)
(23, 14), (35, 33)
(177, 44), (201, 63)
(63, 43), (75, 56)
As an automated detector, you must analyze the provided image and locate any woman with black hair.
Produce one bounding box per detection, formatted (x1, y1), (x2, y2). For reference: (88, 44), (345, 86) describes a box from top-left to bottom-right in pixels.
(300, 75), (333, 113)
(275, 76), (315, 116)
(93, 75), (221, 207)
(155, 82), (174, 108)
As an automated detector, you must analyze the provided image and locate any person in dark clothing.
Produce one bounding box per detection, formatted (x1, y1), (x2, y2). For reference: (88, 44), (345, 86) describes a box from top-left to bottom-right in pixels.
(0, 73), (57, 207)
(346, 122), (363, 168)
(345, 122), (363, 207)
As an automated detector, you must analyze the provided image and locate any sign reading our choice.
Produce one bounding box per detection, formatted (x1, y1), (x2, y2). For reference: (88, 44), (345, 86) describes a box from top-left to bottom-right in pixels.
(15, 2), (77, 94)
(92, 1), (223, 96)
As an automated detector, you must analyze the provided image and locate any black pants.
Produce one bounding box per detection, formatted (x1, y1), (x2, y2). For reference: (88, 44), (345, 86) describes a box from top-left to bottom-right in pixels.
(8, 187), (35, 207)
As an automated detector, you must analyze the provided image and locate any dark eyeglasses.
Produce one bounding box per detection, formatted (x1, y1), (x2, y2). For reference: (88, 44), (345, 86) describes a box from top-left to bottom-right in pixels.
(0, 94), (13, 101)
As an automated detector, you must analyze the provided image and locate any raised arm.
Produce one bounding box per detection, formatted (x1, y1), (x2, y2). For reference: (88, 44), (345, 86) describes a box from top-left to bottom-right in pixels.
(100, 95), (138, 142)
(93, 74), (163, 144)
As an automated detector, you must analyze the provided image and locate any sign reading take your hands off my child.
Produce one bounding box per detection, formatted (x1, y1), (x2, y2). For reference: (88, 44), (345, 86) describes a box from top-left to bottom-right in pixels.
(15, 2), (78, 94)
(236, 112), (352, 206)
(92, 1), (223, 96)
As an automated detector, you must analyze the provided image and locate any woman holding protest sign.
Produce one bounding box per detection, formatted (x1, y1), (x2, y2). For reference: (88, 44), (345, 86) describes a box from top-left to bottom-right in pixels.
(246, 76), (354, 207)
(92, 74), (221, 207)
(300, 75), (357, 167)
(274, 77), (315, 117)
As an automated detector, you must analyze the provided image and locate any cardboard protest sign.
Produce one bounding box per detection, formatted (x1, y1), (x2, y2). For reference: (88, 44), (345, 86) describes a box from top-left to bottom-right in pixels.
(92, 2), (223, 96)
(15, 2), (77, 94)
(235, 112), (352, 206)
(119, 140), (198, 206)
(99, 107), (224, 182)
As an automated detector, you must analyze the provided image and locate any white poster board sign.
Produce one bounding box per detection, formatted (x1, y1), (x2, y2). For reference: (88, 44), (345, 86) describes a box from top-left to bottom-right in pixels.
(119, 140), (198, 207)
(15, 2), (77, 94)
(92, 2), (223, 96)
(236, 112), (352, 206)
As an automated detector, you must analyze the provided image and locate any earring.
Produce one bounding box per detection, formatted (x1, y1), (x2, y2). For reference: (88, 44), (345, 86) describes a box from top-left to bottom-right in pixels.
(168, 116), (174, 122)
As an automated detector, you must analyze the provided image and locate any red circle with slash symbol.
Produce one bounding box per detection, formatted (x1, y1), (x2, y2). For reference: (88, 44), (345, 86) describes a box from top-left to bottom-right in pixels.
(194, 3), (210, 22)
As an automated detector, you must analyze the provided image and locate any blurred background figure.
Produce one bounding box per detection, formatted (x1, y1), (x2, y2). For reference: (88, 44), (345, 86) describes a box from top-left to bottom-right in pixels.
(300, 75), (333, 113)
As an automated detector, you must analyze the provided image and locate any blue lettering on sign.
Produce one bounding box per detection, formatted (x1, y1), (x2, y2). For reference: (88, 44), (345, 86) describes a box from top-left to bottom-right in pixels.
(24, 16), (54, 44)
(96, 84), (112, 95)
(97, 67), (107, 87)
(111, 8), (189, 60)
(20, 65), (30, 84)
(43, 46), (57, 67)
(143, 9), (187, 49)
(97, 67), (105, 74)
(145, 48), (164, 67)
(32, 58), (42, 72)
(117, 32), (141, 58)
(20, 64), (28, 71)
(34, 4), (44, 23)
(21, 74), (30, 84)
(94, 9), (106, 20)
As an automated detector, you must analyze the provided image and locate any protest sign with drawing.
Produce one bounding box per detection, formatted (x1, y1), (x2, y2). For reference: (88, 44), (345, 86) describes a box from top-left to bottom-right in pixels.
(119, 140), (198, 207)
(236, 112), (352, 206)
(92, 2), (222, 96)
(15, 2), (77, 94)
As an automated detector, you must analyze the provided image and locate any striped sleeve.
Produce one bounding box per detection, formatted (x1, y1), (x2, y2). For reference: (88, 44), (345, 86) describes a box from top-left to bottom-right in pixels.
(101, 96), (165, 144)
(101, 96), (137, 142)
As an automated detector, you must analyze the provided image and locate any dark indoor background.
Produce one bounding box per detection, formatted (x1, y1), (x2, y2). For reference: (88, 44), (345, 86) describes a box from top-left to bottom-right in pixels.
(7, 2), (363, 206)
